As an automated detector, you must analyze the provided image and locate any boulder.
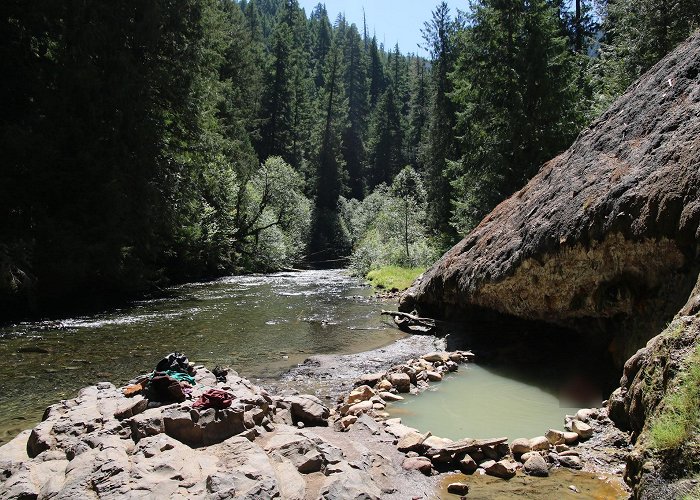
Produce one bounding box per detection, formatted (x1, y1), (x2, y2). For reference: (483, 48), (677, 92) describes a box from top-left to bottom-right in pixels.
(426, 371), (443, 382)
(399, 32), (700, 366)
(523, 454), (549, 477)
(286, 395), (330, 426)
(272, 460), (306, 500)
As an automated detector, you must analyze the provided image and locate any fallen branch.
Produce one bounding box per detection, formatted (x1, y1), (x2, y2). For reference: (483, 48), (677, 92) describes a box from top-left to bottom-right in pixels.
(381, 310), (436, 333)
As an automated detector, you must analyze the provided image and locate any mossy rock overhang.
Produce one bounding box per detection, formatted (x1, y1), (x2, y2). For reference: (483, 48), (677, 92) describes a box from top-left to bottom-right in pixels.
(400, 32), (700, 366)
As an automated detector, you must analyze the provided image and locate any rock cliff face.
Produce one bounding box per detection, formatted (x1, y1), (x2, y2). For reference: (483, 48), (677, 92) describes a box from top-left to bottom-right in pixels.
(400, 33), (700, 364)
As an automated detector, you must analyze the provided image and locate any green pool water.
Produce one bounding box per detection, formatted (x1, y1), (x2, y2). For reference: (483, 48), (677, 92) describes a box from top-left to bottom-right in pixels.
(390, 363), (597, 440)
(0, 270), (401, 444)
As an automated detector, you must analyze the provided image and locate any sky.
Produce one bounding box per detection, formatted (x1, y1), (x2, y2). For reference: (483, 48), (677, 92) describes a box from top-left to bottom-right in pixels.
(297, 0), (462, 57)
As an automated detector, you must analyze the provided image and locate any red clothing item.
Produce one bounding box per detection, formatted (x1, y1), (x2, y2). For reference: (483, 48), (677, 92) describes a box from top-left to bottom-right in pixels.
(192, 388), (234, 410)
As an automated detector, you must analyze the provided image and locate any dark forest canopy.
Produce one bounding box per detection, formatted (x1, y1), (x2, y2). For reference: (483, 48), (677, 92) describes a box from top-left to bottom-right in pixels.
(1, 0), (698, 318)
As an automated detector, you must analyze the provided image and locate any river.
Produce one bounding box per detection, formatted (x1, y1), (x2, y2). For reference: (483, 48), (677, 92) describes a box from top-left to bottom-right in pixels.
(0, 270), (401, 444)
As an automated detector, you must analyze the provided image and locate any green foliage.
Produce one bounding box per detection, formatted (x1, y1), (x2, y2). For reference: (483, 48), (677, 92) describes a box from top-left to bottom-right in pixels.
(649, 343), (700, 451)
(344, 167), (438, 276)
(448, 0), (583, 234)
(366, 266), (425, 291)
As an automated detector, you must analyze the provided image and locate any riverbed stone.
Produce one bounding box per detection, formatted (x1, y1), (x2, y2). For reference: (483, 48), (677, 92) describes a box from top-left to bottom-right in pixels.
(576, 408), (595, 422)
(524, 453), (549, 477)
(388, 372), (411, 392)
(529, 436), (551, 451)
(426, 371), (443, 382)
(510, 438), (531, 455)
(572, 420), (593, 439)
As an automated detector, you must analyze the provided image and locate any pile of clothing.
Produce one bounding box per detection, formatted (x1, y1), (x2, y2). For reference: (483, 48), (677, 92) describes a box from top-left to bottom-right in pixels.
(122, 352), (235, 410)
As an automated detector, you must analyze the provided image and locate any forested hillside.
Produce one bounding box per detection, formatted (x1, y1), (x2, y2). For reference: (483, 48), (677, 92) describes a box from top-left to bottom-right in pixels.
(1, 0), (698, 318)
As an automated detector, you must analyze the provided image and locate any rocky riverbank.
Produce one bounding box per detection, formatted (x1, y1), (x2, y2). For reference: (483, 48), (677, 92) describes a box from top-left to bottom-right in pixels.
(0, 343), (633, 499)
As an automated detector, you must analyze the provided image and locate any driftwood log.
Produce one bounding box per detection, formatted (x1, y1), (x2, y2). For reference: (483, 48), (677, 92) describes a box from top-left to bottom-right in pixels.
(381, 310), (436, 334)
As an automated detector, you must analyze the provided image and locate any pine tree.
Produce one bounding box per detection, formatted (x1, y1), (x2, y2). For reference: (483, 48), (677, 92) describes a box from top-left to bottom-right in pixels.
(422, 2), (460, 239)
(309, 35), (350, 259)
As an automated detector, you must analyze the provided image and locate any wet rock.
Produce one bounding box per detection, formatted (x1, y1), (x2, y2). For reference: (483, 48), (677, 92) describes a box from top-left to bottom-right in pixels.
(571, 420), (593, 440)
(447, 482), (470, 495)
(402, 456), (433, 475)
(524, 453), (549, 477)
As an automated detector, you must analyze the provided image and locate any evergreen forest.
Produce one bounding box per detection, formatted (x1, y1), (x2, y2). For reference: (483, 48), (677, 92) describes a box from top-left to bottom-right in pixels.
(2, 0), (699, 318)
